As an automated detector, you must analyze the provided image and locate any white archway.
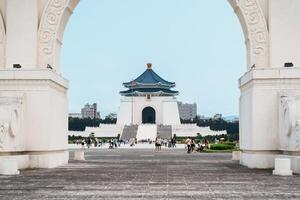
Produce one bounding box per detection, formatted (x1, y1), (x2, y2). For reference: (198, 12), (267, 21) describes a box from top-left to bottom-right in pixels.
(1, 0), (300, 173)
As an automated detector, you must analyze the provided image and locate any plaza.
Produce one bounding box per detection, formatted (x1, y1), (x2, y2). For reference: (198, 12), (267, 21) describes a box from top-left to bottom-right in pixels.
(0, 149), (300, 200)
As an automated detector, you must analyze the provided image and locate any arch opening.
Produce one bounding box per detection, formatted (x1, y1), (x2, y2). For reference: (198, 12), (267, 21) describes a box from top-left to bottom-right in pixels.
(142, 107), (156, 124)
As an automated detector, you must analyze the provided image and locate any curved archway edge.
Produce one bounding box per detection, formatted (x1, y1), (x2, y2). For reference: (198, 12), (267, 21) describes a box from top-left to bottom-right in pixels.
(0, 11), (5, 69)
(38, 0), (269, 71)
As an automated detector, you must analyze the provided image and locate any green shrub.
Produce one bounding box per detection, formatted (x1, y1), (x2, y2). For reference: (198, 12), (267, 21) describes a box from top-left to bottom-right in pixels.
(210, 144), (234, 150)
(221, 141), (236, 147)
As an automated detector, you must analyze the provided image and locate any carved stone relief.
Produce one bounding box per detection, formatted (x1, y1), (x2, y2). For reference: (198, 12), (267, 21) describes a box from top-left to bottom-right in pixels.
(229, 0), (269, 69)
(0, 94), (24, 149)
(279, 93), (300, 151)
(38, 0), (69, 69)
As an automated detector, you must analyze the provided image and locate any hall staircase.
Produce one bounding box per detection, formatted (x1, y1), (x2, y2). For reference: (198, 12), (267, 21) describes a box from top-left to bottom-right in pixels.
(136, 124), (157, 141)
(120, 125), (138, 140)
(157, 125), (172, 140)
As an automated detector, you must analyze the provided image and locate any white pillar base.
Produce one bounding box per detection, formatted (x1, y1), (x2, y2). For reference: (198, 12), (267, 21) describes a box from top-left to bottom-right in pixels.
(275, 155), (300, 174)
(240, 151), (277, 168)
(273, 158), (293, 176)
(29, 150), (69, 169)
(0, 150), (69, 170)
(0, 158), (20, 175)
(74, 150), (85, 161)
(232, 151), (240, 161)
(0, 70), (69, 170)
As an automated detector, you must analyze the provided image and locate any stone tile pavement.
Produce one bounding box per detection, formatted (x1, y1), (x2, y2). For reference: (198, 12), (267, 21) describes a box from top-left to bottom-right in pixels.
(0, 149), (300, 200)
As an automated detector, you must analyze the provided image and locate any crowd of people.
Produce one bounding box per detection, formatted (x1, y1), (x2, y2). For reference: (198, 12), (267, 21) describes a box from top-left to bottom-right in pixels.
(154, 136), (176, 151)
(185, 137), (209, 153)
(75, 137), (130, 149)
(75, 137), (105, 148)
(74, 135), (209, 154)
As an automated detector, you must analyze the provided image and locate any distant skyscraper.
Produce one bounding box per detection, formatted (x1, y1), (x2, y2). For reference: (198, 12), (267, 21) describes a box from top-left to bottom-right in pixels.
(177, 102), (197, 120)
(81, 103), (100, 119)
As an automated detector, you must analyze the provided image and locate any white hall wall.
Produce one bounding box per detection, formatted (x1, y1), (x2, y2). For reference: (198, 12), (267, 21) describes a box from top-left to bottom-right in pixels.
(116, 96), (181, 126)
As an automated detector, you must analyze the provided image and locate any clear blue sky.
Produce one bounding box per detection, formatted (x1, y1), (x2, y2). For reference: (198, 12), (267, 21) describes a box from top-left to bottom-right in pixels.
(61, 0), (246, 117)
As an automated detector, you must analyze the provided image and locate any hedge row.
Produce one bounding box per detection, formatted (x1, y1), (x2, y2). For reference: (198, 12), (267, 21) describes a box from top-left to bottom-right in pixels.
(210, 144), (235, 150)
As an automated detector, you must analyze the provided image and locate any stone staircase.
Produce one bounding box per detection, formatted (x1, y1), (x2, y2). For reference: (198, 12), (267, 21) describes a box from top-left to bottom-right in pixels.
(120, 125), (138, 140)
(136, 124), (157, 141)
(157, 125), (172, 140)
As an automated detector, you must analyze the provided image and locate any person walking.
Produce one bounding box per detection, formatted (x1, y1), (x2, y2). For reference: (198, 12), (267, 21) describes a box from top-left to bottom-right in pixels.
(81, 139), (85, 148)
(86, 137), (91, 149)
(191, 139), (196, 153)
(185, 137), (192, 153)
(155, 136), (162, 151)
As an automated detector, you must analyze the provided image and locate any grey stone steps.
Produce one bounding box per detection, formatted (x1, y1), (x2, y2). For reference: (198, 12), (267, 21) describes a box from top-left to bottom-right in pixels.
(157, 125), (172, 140)
(120, 125), (138, 140)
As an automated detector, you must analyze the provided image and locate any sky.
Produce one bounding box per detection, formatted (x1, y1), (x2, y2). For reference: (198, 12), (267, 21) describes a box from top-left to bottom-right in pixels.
(61, 0), (246, 118)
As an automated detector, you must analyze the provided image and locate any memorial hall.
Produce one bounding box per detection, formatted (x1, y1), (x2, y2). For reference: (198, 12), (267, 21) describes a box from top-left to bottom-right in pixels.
(80, 63), (226, 141)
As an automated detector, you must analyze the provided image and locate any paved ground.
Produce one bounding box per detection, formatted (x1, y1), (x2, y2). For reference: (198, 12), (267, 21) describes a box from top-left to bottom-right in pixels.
(0, 149), (300, 200)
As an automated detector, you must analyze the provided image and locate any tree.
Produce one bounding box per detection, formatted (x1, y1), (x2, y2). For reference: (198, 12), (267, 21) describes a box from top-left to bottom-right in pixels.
(68, 114), (117, 131)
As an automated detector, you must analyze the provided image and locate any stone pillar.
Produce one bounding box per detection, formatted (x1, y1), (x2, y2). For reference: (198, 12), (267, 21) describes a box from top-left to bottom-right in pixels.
(6, 0), (38, 68)
(239, 68), (300, 169)
(0, 0), (74, 170)
(0, 70), (69, 169)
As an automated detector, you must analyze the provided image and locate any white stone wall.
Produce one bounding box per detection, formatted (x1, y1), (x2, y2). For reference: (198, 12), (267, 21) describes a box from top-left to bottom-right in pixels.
(172, 124), (227, 138)
(117, 96), (181, 125)
(269, 0), (300, 68)
(85, 124), (123, 138)
(68, 131), (90, 138)
(0, 69), (69, 169)
(69, 124), (124, 138)
(6, 0), (38, 68)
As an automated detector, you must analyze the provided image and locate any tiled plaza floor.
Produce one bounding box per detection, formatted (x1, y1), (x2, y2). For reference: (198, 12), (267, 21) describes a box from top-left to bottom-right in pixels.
(0, 149), (300, 200)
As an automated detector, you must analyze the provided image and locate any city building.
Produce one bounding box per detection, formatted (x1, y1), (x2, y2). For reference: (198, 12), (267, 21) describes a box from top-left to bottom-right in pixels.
(213, 114), (223, 120)
(81, 103), (100, 119)
(68, 113), (82, 118)
(75, 64), (226, 141)
(177, 102), (197, 120)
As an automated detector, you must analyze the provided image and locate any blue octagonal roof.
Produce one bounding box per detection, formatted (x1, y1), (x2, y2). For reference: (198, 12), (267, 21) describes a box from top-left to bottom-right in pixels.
(123, 63), (175, 88)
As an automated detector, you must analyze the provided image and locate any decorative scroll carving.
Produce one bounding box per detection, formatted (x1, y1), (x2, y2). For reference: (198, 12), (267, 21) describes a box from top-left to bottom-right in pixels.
(228, 0), (269, 69)
(279, 93), (300, 151)
(38, 0), (69, 69)
(0, 94), (24, 149)
(0, 11), (5, 68)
